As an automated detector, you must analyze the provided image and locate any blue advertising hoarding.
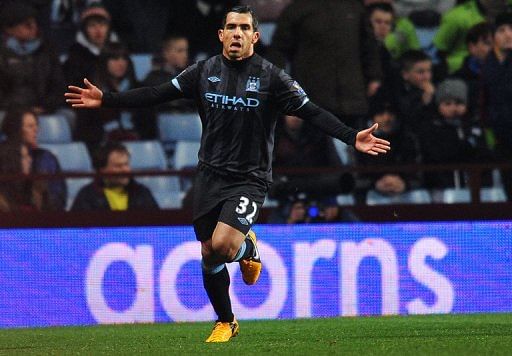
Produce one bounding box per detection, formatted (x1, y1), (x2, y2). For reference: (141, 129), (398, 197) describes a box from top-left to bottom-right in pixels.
(0, 221), (511, 328)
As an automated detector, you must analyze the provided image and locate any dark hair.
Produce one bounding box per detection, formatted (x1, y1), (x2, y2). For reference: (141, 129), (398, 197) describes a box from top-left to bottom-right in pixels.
(1, 107), (37, 142)
(221, 5), (258, 31)
(96, 43), (137, 88)
(0, 141), (33, 211)
(466, 22), (492, 45)
(366, 2), (394, 16)
(93, 141), (130, 170)
(0, 1), (37, 30)
(399, 50), (431, 72)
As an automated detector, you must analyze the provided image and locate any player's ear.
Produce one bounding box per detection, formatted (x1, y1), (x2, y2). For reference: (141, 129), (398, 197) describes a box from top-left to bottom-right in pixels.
(218, 29), (224, 42)
(252, 31), (260, 44)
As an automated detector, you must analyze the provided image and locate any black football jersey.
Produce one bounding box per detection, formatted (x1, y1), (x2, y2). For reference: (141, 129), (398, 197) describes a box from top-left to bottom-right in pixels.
(172, 54), (309, 183)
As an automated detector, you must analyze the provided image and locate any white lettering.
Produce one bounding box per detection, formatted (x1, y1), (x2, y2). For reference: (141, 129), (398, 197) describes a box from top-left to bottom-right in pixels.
(159, 241), (214, 322)
(294, 239), (337, 317)
(407, 237), (454, 314)
(340, 239), (399, 316)
(85, 243), (154, 324)
(228, 241), (288, 319)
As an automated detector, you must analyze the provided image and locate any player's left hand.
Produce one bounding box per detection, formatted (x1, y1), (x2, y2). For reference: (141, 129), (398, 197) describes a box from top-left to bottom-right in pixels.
(355, 123), (391, 156)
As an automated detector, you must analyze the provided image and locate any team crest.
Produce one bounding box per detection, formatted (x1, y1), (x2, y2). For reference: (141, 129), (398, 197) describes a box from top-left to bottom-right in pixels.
(208, 76), (221, 83)
(246, 76), (260, 93)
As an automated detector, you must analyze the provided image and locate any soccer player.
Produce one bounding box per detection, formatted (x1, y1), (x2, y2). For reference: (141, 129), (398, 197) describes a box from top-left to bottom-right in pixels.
(65, 5), (391, 343)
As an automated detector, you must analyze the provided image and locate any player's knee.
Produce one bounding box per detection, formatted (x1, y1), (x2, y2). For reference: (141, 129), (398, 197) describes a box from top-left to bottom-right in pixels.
(211, 237), (237, 260)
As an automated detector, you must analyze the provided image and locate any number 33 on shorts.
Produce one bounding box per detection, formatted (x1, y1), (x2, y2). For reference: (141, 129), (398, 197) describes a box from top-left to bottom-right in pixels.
(235, 196), (258, 225)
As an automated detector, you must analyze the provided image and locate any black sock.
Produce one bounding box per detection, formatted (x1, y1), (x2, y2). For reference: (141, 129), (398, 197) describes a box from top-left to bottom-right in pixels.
(203, 266), (234, 322)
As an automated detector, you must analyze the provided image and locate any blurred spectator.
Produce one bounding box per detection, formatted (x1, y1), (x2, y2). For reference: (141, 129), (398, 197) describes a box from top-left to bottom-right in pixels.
(286, 198), (308, 224)
(75, 43), (144, 149)
(166, 0), (239, 61)
(310, 197), (360, 223)
(271, 115), (354, 202)
(366, 2), (404, 107)
(0, 1), (65, 113)
(268, 0), (382, 128)
(356, 103), (422, 200)
(481, 12), (512, 199)
(394, 50), (435, 130)
(366, 1), (421, 59)
(71, 141), (159, 211)
(267, 196), (309, 224)
(142, 34), (195, 113)
(102, 0), (172, 53)
(453, 22), (493, 118)
(45, 0), (92, 53)
(1, 107), (67, 210)
(393, 0), (456, 18)
(63, 3), (118, 87)
(0, 141), (53, 212)
(419, 79), (491, 189)
(240, 0), (291, 22)
(433, 0), (508, 73)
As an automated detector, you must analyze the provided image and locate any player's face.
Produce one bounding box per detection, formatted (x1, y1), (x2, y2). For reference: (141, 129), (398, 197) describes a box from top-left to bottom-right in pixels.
(219, 12), (260, 60)
(101, 150), (131, 187)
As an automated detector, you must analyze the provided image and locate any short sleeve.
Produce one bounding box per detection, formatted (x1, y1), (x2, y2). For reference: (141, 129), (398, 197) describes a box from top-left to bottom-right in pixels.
(171, 63), (199, 99)
(272, 69), (310, 114)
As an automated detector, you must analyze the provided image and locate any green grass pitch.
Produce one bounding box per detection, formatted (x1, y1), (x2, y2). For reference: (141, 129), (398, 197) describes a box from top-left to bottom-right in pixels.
(0, 314), (511, 355)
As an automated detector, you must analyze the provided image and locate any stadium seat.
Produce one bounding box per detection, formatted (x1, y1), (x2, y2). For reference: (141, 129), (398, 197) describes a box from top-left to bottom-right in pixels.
(157, 112), (202, 142)
(173, 141), (200, 170)
(366, 189), (432, 205)
(332, 138), (353, 165)
(38, 114), (72, 143)
(136, 176), (184, 209)
(40, 142), (92, 172)
(130, 53), (153, 82)
(39, 142), (93, 210)
(258, 22), (277, 46)
(262, 196), (279, 208)
(441, 188), (471, 204)
(123, 141), (167, 170)
(337, 194), (355, 206)
(481, 187), (507, 203)
(66, 178), (93, 210)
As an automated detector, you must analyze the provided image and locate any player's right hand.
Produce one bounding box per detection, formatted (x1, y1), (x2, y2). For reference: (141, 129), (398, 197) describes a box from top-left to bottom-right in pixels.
(64, 78), (103, 109)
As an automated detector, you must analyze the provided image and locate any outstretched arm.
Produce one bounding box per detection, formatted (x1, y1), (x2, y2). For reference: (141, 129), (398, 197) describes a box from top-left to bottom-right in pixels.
(64, 78), (184, 109)
(294, 101), (390, 156)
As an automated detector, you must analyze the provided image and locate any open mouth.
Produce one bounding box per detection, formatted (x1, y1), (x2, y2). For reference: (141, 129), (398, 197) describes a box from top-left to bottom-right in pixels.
(230, 42), (242, 50)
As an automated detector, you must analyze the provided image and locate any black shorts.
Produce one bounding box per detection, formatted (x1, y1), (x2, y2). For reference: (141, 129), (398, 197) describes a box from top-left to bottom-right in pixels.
(192, 163), (267, 242)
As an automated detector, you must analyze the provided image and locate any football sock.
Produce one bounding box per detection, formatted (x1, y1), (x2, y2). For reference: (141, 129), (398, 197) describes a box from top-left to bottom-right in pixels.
(202, 262), (234, 322)
(232, 236), (255, 262)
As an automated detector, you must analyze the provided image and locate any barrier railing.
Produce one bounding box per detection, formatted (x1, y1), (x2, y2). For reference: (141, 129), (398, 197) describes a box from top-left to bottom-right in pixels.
(0, 162), (510, 227)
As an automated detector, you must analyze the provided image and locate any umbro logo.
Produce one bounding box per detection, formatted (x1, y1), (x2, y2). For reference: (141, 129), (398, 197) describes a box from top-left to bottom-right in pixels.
(208, 76), (221, 83)
(238, 217), (249, 226)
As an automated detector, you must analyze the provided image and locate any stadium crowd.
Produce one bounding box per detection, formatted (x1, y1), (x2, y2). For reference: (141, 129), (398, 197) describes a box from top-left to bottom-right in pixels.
(0, 0), (511, 223)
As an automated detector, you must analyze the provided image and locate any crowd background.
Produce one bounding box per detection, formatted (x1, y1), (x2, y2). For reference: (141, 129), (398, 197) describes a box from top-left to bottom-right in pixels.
(0, 0), (511, 224)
